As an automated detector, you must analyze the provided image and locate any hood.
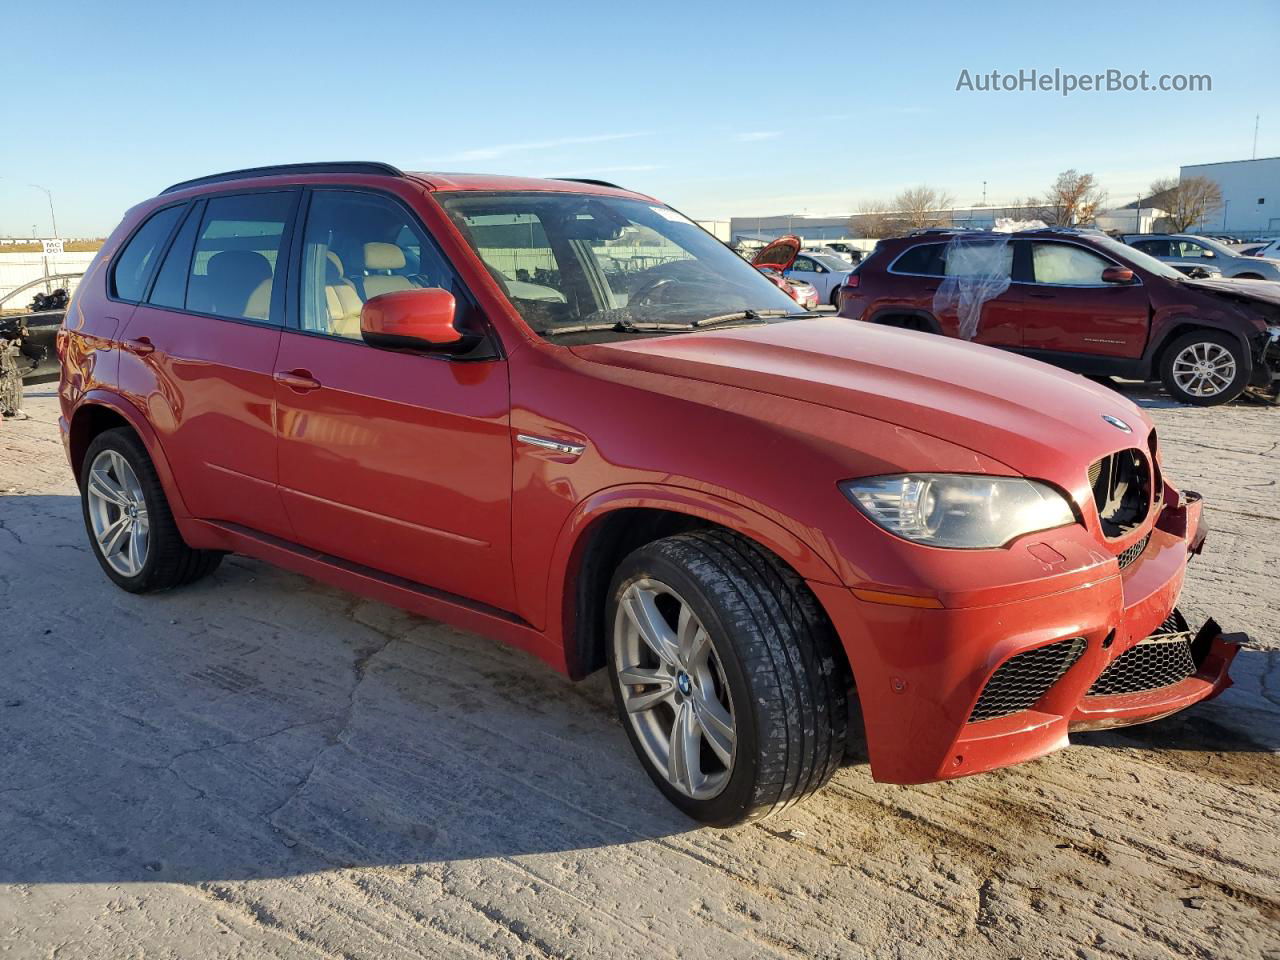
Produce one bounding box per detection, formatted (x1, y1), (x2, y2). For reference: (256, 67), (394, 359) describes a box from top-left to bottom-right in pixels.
(1183, 276), (1280, 309)
(751, 235), (801, 271)
(572, 318), (1151, 482)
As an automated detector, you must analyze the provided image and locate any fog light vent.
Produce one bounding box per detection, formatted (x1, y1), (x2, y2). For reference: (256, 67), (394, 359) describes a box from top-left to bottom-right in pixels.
(969, 637), (1087, 723)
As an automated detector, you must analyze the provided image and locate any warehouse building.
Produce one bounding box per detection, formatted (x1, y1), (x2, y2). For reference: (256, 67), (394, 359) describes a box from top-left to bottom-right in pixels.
(1182, 156), (1280, 236)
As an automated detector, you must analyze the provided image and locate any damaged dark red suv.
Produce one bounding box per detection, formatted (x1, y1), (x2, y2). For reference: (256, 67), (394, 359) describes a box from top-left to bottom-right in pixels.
(840, 227), (1280, 406)
(58, 164), (1244, 825)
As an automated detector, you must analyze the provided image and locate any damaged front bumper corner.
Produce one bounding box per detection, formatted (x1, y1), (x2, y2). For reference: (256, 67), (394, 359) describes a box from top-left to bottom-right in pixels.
(1068, 618), (1244, 732)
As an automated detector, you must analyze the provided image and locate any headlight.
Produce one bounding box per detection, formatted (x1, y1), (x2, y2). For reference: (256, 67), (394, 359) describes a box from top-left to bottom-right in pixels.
(839, 474), (1076, 548)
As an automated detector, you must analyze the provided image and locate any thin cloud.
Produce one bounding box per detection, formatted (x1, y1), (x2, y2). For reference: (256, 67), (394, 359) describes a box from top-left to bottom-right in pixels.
(428, 132), (650, 164)
(735, 131), (782, 142)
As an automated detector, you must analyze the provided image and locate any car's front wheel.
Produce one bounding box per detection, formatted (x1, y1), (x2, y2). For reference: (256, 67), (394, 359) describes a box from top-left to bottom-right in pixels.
(606, 530), (848, 826)
(1159, 331), (1249, 406)
(80, 427), (223, 592)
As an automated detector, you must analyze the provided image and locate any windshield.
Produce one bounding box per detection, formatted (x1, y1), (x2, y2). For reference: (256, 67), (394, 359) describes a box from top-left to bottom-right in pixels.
(436, 191), (805, 340)
(1092, 234), (1185, 281)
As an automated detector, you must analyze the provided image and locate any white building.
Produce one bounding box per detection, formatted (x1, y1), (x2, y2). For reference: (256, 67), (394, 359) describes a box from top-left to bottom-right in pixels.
(1181, 156), (1280, 237)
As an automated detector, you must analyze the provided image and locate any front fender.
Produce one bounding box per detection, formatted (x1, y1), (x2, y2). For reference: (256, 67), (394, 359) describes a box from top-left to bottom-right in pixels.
(68, 390), (192, 520)
(543, 482), (844, 676)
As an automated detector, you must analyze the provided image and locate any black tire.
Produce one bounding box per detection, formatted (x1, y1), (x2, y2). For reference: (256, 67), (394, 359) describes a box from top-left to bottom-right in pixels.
(830, 287), (842, 309)
(605, 529), (849, 826)
(1159, 330), (1250, 406)
(80, 427), (223, 593)
(1235, 273), (1265, 280)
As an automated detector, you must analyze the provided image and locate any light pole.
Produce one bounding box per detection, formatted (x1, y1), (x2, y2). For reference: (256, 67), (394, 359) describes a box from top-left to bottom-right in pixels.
(1222, 200), (1230, 232)
(29, 184), (59, 238)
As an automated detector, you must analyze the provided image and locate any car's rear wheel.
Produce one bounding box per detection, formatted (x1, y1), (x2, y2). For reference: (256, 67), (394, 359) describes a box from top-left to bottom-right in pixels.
(606, 530), (848, 826)
(81, 427), (223, 592)
(1159, 331), (1249, 406)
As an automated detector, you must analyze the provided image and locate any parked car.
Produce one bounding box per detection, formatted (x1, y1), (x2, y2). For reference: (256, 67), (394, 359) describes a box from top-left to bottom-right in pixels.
(1232, 243), (1267, 257)
(60, 164), (1242, 825)
(1123, 233), (1280, 281)
(751, 236), (856, 307)
(1249, 238), (1280, 261)
(756, 264), (819, 310)
(840, 227), (1280, 405)
(824, 242), (865, 264)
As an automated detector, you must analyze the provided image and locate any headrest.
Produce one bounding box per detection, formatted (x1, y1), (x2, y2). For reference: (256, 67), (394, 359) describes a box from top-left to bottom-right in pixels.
(364, 242), (406, 271)
(325, 250), (344, 283)
(207, 250), (271, 284)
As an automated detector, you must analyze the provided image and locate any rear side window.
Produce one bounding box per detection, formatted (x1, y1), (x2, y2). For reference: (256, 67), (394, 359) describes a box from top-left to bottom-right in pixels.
(890, 242), (945, 276)
(149, 204), (201, 309)
(1132, 238), (1171, 257)
(185, 192), (295, 323)
(110, 205), (185, 301)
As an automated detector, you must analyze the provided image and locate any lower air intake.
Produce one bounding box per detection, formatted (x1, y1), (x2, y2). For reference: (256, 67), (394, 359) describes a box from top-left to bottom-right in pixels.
(969, 637), (1088, 723)
(1087, 609), (1197, 697)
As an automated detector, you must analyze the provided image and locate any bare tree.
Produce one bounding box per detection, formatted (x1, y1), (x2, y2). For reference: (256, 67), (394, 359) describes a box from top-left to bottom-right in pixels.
(847, 200), (894, 239)
(892, 185), (955, 230)
(1037, 170), (1108, 226)
(1148, 176), (1223, 232)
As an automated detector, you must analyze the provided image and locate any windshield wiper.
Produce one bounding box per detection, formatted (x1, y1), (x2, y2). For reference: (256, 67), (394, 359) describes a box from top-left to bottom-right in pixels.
(693, 309), (818, 327)
(542, 319), (693, 337)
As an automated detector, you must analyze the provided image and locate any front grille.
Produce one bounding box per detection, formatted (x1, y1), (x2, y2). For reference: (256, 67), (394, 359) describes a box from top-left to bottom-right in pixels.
(1087, 609), (1197, 697)
(1116, 533), (1150, 570)
(1090, 449), (1152, 538)
(969, 637), (1087, 723)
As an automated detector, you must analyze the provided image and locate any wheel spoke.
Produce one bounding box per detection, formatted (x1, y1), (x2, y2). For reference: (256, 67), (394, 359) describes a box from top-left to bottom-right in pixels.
(100, 515), (131, 557)
(624, 589), (679, 667)
(668, 701), (700, 793)
(692, 691), (735, 766)
(124, 525), (141, 575)
(617, 666), (673, 712)
(676, 604), (703, 665)
(88, 469), (130, 507)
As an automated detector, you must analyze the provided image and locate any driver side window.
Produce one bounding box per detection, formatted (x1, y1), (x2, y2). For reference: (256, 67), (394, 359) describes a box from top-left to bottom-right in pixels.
(299, 190), (463, 340)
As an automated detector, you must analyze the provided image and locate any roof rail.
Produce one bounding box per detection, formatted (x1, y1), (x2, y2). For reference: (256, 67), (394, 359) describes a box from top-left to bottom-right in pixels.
(161, 161), (406, 194)
(552, 177), (626, 190)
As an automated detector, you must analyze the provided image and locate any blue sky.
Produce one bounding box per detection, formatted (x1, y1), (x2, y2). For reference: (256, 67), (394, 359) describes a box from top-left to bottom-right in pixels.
(2, 0), (1277, 235)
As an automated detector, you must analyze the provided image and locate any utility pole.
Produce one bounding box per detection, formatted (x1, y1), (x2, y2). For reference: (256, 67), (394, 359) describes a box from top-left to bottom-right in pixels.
(1253, 114), (1260, 160)
(29, 184), (59, 238)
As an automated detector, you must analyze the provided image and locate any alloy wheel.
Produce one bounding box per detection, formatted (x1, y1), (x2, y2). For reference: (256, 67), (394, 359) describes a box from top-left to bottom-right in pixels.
(85, 449), (150, 577)
(612, 578), (736, 800)
(1171, 341), (1237, 398)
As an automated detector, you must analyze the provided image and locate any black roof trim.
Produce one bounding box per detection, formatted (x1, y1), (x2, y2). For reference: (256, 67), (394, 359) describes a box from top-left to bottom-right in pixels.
(552, 177), (627, 190)
(162, 162), (406, 195)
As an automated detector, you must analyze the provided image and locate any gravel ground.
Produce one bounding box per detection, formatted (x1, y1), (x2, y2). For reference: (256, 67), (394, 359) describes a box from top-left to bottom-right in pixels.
(1, 384), (1277, 960)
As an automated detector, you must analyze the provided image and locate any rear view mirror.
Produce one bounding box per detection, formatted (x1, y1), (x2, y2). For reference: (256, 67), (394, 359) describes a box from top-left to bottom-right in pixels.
(360, 288), (476, 353)
(1101, 266), (1135, 284)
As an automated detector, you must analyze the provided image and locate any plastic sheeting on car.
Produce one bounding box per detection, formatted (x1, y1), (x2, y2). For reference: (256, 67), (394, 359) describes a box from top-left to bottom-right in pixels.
(932, 234), (1013, 340)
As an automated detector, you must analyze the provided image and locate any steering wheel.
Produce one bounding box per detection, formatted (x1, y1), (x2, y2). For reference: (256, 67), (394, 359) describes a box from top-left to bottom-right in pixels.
(628, 275), (680, 306)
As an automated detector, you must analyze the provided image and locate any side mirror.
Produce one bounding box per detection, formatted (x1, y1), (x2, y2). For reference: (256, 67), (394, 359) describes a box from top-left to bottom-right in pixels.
(360, 288), (476, 353)
(1101, 266), (1135, 284)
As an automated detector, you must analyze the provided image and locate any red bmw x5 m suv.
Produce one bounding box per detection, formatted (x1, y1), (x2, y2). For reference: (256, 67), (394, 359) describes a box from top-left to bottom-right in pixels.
(58, 163), (1242, 825)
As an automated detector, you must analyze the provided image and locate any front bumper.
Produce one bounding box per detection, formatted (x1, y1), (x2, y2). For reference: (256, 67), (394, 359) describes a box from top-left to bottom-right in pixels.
(812, 492), (1245, 784)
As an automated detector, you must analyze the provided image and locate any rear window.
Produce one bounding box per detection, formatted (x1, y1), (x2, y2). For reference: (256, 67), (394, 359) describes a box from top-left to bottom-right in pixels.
(890, 242), (945, 276)
(110, 205), (185, 301)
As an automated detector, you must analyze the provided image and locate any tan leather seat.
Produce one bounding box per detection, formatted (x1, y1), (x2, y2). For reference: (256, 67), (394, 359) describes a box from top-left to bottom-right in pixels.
(198, 250), (273, 320)
(362, 242), (418, 298)
(323, 251), (363, 338)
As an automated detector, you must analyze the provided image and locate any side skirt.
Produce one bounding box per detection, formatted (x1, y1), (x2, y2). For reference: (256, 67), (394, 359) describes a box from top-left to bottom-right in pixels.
(185, 518), (568, 674)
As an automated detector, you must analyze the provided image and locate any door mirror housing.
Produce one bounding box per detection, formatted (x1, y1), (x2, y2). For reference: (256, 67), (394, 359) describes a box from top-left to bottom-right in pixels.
(1101, 266), (1136, 284)
(360, 288), (476, 353)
